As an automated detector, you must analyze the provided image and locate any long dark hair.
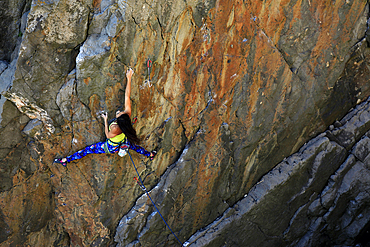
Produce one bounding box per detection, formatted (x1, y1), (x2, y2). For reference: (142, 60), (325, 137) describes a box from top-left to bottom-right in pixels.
(117, 114), (140, 144)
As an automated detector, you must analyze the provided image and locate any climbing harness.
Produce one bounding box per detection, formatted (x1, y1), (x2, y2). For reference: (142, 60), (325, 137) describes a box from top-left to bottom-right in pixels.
(128, 151), (184, 246)
(103, 116), (138, 157)
(118, 143), (129, 157)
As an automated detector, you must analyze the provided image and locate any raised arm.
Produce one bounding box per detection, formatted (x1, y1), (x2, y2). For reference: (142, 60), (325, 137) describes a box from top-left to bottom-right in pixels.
(102, 112), (120, 139)
(123, 68), (133, 118)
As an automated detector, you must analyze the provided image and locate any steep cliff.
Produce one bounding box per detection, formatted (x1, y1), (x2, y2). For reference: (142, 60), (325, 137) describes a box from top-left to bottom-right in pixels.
(0, 0), (370, 246)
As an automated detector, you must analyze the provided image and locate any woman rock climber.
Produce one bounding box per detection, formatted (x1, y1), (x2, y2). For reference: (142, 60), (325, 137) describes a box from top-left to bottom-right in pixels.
(54, 68), (156, 166)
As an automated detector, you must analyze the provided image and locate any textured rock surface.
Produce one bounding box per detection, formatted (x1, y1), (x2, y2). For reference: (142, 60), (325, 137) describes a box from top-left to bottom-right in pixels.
(0, 0), (30, 61)
(0, 0), (370, 246)
(184, 97), (370, 247)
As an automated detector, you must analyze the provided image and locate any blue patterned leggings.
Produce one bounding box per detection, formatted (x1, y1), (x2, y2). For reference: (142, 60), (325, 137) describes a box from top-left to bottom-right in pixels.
(66, 139), (152, 163)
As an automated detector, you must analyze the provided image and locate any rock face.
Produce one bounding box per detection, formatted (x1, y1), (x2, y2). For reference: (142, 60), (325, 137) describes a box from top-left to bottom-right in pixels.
(0, 0), (370, 246)
(0, 0), (30, 61)
(183, 97), (370, 246)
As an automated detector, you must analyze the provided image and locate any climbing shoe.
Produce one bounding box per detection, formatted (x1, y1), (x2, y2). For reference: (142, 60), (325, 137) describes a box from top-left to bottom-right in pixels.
(150, 151), (157, 161)
(54, 158), (67, 167)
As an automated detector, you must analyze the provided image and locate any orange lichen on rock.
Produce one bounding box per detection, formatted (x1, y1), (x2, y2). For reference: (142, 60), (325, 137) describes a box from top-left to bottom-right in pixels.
(89, 94), (102, 118)
(83, 77), (91, 85)
(105, 83), (124, 112)
(93, 0), (102, 12)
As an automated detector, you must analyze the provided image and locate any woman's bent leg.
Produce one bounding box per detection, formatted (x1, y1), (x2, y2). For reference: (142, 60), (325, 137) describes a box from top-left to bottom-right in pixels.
(126, 140), (152, 157)
(66, 142), (106, 163)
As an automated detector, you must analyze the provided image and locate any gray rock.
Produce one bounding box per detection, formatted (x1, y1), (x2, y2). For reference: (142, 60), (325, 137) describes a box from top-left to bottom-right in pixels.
(322, 161), (370, 244)
(89, 1), (122, 35)
(26, 0), (91, 47)
(326, 98), (370, 150)
(0, 60), (10, 125)
(0, 0), (27, 61)
(117, 0), (127, 19)
(0, 60), (8, 74)
(106, 11), (119, 38)
(100, 0), (115, 12)
(88, 8), (111, 35)
(56, 77), (75, 121)
(22, 119), (43, 137)
(0, 96), (6, 125)
(4, 0), (93, 128)
(56, 70), (91, 122)
(20, 10), (30, 34)
(76, 33), (111, 78)
(351, 136), (370, 162)
(75, 33), (112, 106)
(320, 154), (357, 209)
(0, 59), (16, 94)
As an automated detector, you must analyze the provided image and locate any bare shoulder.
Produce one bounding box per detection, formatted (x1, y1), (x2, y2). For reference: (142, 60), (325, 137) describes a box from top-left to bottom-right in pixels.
(122, 109), (131, 118)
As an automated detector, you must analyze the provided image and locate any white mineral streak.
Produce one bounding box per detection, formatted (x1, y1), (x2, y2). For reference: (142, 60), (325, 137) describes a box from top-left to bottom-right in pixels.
(3, 92), (55, 133)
